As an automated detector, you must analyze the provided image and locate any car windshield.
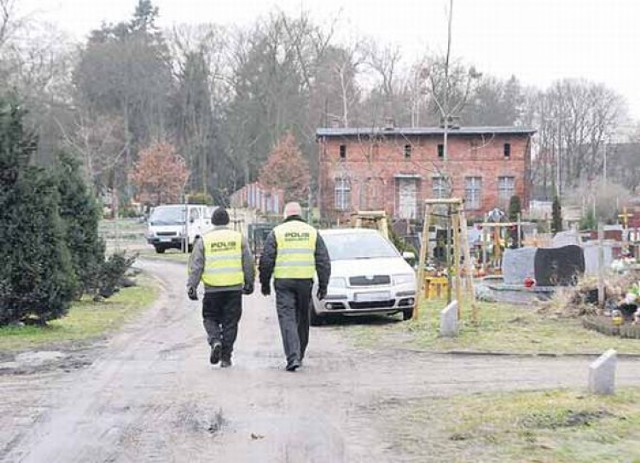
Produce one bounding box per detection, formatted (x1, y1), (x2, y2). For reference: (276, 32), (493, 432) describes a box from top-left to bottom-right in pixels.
(149, 206), (186, 225)
(322, 232), (399, 260)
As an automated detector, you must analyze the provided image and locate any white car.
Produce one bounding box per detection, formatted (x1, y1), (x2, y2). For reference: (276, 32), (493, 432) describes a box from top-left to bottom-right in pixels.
(146, 204), (215, 253)
(311, 228), (417, 325)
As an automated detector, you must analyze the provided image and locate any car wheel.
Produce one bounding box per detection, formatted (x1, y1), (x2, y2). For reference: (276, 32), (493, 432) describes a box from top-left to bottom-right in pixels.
(402, 308), (414, 321)
(155, 246), (166, 254)
(310, 301), (323, 326)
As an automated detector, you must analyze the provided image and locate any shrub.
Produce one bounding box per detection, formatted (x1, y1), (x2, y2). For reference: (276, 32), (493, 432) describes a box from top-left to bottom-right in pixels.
(0, 98), (77, 324)
(98, 251), (138, 299)
(187, 191), (213, 205)
(119, 206), (142, 218)
(55, 152), (106, 298)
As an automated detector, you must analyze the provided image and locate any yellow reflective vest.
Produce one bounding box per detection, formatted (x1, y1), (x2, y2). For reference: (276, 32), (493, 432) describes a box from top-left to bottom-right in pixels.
(201, 229), (244, 287)
(274, 221), (317, 279)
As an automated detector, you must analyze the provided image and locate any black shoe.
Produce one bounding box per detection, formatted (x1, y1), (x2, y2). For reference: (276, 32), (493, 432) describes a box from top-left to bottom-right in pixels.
(210, 342), (222, 365)
(286, 359), (301, 372)
(220, 358), (232, 368)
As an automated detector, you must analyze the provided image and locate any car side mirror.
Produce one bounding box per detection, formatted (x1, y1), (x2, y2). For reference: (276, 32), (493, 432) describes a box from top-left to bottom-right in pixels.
(402, 251), (416, 264)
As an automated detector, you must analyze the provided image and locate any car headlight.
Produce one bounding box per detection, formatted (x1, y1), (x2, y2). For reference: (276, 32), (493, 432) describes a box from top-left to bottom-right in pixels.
(394, 274), (416, 285)
(328, 277), (347, 289)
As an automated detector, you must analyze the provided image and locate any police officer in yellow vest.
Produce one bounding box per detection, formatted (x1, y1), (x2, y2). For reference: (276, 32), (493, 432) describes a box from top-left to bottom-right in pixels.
(259, 202), (331, 371)
(187, 207), (255, 367)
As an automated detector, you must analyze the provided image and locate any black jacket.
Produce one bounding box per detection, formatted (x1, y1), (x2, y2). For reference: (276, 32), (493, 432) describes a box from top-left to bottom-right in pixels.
(258, 216), (331, 291)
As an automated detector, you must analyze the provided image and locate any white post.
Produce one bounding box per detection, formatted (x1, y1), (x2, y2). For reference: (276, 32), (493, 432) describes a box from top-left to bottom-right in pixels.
(589, 349), (617, 395)
(183, 194), (189, 253)
(598, 223), (604, 308)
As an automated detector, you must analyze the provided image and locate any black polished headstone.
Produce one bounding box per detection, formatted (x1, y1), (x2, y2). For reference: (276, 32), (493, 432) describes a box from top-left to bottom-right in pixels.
(534, 244), (585, 286)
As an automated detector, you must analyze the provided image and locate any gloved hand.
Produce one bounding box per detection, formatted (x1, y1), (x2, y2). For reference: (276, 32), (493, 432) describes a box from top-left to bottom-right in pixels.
(187, 286), (198, 301)
(261, 284), (271, 296)
(242, 283), (254, 295)
(317, 287), (327, 301)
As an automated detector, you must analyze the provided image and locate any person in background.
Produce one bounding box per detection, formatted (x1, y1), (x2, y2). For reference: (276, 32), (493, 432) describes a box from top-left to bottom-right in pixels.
(259, 202), (331, 372)
(187, 207), (255, 368)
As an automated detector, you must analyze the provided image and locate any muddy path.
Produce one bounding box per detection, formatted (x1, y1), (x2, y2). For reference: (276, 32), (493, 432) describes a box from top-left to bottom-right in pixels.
(2, 259), (640, 462)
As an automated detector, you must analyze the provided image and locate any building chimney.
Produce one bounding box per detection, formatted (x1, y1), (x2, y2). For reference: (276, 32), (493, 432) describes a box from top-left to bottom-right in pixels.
(383, 116), (395, 131)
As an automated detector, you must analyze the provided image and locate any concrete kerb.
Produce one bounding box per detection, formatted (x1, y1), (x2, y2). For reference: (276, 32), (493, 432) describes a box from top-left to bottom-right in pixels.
(388, 348), (640, 359)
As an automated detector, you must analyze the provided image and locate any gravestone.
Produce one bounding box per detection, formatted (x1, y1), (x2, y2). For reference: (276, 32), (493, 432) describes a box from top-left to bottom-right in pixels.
(440, 300), (459, 337)
(552, 230), (581, 247)
(534, 245), (585, 286)
(588, 349), (617, 395)
(583, 243), (613, 276)
(502, 247), (537, 285)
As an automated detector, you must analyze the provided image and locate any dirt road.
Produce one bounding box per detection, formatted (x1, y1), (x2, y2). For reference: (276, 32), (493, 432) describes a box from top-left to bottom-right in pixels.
(2, 259), (640, 462)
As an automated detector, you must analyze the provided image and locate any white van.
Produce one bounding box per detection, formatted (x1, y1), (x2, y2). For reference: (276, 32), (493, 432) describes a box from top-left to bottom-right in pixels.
(146, 204), (215, 253)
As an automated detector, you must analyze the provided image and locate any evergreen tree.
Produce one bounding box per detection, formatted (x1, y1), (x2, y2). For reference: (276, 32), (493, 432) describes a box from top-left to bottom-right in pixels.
(0, 97), (76, 325)
(55, 151), (106, 297)
(552, 195), (563, 234)
(508, 195), (522, 222)
(580, 207), (597, 231)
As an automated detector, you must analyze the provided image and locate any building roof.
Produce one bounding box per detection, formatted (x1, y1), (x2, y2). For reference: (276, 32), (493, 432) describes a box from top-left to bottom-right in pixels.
(316, 126), (536, 138)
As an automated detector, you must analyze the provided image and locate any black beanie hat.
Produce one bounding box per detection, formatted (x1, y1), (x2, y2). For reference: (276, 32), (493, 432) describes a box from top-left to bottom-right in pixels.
(212, 207), (230, 226)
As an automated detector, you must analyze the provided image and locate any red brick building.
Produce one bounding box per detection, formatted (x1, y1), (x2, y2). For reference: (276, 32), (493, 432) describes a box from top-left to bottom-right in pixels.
(317, 126), (535, 222)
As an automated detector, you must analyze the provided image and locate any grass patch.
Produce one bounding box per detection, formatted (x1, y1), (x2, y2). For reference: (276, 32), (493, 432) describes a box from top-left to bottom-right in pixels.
(380, 388), (640, 463)
(0, 274), (159, 351)
(99, 218), (147, 234)
(345, 298), (640, 355)
(138, 248), (191, 263)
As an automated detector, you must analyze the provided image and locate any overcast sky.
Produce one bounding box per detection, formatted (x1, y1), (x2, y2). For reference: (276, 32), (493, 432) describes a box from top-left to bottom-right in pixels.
(20, 0), (640, 120)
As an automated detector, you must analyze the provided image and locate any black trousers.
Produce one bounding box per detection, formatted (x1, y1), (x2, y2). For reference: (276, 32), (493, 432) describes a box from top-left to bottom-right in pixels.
(274, 279), (312, 364)
(202, 291), (242, 360)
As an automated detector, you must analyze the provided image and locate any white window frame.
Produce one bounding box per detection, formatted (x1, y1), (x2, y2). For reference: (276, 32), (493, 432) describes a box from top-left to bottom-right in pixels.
(334, 177), (351, 211)
(498, 176), (515, 203)
(432, 176), (448, 199)
(465, 177), (482, 210)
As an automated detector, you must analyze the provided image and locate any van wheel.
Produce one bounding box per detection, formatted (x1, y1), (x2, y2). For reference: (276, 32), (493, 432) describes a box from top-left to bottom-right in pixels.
(402, 308), (414, 321)
(155, 246), (166, 254)
(310, 302), (323, 326)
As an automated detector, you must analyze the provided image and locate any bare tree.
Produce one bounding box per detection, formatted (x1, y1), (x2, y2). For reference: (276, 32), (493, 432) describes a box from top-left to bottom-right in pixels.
(0, 0), (13, 49)
(420, 0), (481, 195)
(525, 79), (626, 198)
(57, 111), (127, 192)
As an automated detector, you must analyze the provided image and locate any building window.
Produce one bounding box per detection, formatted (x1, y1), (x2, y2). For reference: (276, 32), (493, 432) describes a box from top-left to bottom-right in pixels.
(432, 176), (448, 199)
(404, 144), (412, 159)
(504, 143), (511, 158)
(339, 144), (347, 159)
(334, 177), (351, 211)
(437, 144), (444, 158)
(498, 176), (515, 202)
(465, 177), (482, 210)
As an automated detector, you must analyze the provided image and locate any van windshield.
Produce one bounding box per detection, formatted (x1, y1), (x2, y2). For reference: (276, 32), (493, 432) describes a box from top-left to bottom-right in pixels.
(149, 206), (186, 225)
